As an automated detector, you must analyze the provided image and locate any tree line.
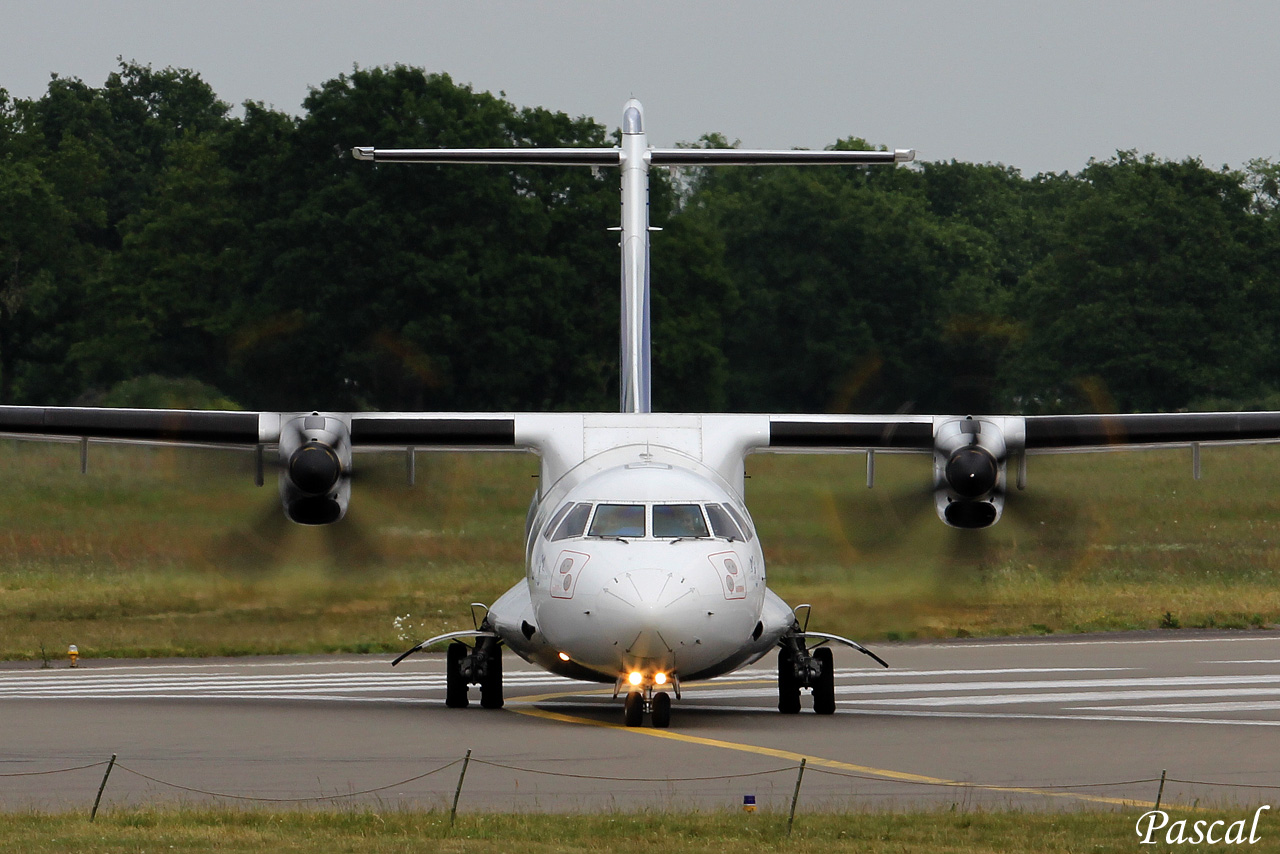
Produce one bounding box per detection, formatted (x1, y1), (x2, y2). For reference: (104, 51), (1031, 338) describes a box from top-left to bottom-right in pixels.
(3, 61), (1280, 416)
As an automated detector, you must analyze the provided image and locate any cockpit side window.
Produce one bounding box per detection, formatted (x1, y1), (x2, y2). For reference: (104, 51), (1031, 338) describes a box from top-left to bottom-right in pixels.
(723, 504), (754, 541)
(551, 503), (593, 541)
(705, 504), (745, 541)
(588, 504), (645, 538)
(652, 504), (709, 538)
(542, 502), (574, 540)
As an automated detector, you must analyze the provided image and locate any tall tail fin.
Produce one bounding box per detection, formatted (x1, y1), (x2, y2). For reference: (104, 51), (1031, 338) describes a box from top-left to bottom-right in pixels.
(354, 102), (914, 414)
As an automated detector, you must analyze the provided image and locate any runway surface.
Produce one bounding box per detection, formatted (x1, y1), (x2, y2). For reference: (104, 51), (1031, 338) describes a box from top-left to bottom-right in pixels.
(3, 631), (1279, 812)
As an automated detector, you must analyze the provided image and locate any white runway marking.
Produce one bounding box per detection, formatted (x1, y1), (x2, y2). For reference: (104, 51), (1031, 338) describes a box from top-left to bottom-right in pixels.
(1, 647), (1276, 727)
(908, 635), (1280, 649)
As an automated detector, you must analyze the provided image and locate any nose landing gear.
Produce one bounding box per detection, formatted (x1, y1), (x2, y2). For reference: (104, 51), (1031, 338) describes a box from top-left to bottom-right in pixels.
(620, 682), (674, 728)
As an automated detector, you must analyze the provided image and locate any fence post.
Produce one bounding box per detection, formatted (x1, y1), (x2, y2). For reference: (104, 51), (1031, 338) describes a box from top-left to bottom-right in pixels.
(1155, 769), (1167, 811)
(787, 758), (807, 837)
(89, 754), (116, 822)
(450, 749), (472, 826)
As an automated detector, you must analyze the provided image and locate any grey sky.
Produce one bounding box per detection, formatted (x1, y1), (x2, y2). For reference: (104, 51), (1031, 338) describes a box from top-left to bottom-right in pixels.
(3, 1), (1278, 176)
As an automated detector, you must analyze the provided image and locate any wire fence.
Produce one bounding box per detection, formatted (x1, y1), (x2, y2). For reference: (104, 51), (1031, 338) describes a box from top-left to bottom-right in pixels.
(4, 753), (1277, 822)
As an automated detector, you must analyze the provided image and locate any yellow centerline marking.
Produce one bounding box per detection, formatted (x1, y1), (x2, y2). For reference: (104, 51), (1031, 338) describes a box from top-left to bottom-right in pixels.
(504, 683), (1165, 809)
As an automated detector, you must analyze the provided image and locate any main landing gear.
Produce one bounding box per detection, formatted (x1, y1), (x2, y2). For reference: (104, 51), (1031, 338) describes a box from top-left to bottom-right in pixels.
(621, 684), (673, 728)
(776, 605), (888, 715)
(778, 638), (836, 715)
(445, 637), (504, 709)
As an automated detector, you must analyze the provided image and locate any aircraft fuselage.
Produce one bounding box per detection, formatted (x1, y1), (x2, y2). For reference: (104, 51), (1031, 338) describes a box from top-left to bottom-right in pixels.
(489, 444), (794, 688)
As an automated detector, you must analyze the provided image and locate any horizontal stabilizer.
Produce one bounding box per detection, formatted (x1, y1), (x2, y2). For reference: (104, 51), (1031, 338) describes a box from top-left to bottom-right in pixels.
(352, 147), (620, 166)
(649, 148), (915, 166)
(352, 147), (915, 168)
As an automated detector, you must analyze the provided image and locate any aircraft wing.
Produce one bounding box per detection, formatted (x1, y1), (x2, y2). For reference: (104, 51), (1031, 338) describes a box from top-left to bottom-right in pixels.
(760, 411), (1280, 454)
(764, 415), (935, 452)
(0, 406), (263, 448)
(0, 407), (528, 450)
(755, 410), (1280, 529)
(1023, 411), (1280, 452)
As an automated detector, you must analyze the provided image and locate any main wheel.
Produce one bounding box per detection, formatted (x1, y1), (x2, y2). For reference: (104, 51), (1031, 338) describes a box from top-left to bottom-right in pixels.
(651, 691), (671, 728)
(778, 646), (801, 714)
(623, 691), (644, 727)
(479, 644), (504, 709)
(812, 647), (836, 715)
(446, 642), (470, 708)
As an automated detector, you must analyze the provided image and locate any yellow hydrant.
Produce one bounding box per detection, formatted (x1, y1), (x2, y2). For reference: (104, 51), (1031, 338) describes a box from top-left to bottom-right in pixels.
(68, 644), (78, 667)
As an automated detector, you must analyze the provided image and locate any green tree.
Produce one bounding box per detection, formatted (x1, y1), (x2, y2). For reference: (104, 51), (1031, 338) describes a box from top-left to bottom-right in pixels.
(1015, 153), (1270, 412)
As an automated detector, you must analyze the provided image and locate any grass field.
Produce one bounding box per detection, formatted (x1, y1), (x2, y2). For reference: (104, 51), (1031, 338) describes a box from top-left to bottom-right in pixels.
(2, 439), (1280, 660)
(4, 807), (1269, 854)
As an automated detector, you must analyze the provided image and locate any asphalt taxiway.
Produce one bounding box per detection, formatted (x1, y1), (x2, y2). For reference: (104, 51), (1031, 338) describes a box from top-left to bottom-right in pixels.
(3, 631), (1279, 812)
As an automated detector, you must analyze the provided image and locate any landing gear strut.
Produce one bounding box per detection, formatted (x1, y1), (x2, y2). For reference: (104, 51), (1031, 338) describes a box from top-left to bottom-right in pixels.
(621, 684), (673, 728)
(778, 636), (835, 714)
(445, 638), (504, 709)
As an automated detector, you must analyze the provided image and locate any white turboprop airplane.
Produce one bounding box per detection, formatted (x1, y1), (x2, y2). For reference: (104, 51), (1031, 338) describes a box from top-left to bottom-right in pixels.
(6, 100), (1280, 728)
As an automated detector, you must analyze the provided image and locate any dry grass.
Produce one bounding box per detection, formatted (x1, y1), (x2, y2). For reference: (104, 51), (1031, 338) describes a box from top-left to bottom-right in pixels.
(1, 440), (1278, 660)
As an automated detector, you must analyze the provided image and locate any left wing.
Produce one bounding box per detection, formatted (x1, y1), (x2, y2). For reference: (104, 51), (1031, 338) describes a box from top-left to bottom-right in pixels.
(755, 411), (1280, 529)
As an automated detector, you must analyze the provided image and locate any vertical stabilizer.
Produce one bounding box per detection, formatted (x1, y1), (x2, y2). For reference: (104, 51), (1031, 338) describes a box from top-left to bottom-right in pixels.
(619, 99), (652, 414)
(352, 103), (911, 416)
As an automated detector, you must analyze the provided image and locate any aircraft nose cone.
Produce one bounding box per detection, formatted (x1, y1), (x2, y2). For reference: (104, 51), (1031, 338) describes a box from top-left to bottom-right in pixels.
(606, 569), (694, 659)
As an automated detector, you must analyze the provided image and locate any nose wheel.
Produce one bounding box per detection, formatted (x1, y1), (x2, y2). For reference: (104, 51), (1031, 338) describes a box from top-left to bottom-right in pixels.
(622, 687), (672, 728)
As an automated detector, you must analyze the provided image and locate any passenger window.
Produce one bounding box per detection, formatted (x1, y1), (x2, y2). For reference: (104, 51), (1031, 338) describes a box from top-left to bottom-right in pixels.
(551, 503), (592, 541)
(653, 504), (709, 538)
(542, 502), (574, 540)
(589, 504), (645, 538)
(723, 504), (754, 541)
(705, 504), (744, 541)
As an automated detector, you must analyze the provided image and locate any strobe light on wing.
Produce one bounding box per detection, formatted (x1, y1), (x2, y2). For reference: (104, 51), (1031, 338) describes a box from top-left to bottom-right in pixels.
(276, 413), (352, 525)
(932, 415), (1025, 529)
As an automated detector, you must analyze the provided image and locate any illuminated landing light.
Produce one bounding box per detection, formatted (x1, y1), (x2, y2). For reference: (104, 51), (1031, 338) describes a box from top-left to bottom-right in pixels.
(628, 671), (643, 686)
(557, 652), (571, 662)
(654, 672), (668, 685)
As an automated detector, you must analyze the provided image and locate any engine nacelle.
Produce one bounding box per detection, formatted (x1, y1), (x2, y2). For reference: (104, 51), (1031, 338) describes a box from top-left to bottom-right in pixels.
(277, 413), (352, 525)
(932, 416), (1024, 530)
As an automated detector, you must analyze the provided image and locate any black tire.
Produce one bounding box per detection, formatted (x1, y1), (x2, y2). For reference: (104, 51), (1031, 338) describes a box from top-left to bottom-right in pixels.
(624, 691), (644, 727)
(446, 642), (469, 708)
(813, 647), (836, 715)
(479, 644), (504, 709)
(778, 646), (801, 714)
(651, 691), (671, 728)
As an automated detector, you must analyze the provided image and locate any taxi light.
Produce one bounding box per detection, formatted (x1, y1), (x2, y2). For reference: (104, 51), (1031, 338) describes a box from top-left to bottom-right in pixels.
(558, 652), (571, 662)
(654, 672), (667, 685)
(628, 671), (643, 686)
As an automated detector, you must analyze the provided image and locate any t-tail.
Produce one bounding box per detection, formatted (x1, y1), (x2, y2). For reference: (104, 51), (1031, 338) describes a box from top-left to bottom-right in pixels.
(353, 101), (915, 413)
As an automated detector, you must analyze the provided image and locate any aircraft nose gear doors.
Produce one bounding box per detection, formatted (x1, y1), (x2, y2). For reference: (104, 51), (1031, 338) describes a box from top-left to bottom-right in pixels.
(446, 637), (504, 709)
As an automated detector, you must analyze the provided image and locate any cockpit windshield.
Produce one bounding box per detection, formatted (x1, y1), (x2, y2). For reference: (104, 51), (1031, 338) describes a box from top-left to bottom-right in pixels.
(551, 503), (592, 541)
(543, 501), (751, 541)
(705, 504), (745, 541)
(588, 504), (645, 538)
(652, 504), (709, 538)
